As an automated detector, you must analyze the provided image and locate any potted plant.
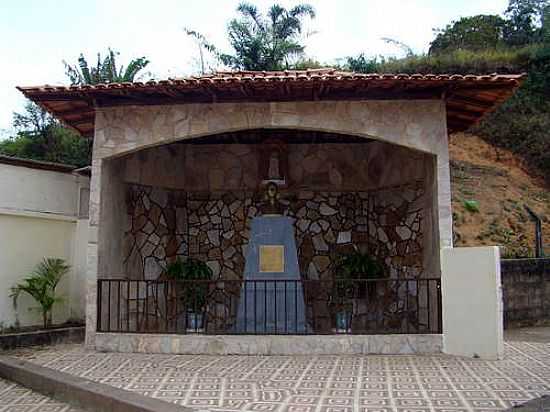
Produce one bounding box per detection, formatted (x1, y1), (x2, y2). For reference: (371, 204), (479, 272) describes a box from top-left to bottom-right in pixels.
(164, 257), (213, 332)
(10, 258), (69, 329)
(331, 249), (384, 332)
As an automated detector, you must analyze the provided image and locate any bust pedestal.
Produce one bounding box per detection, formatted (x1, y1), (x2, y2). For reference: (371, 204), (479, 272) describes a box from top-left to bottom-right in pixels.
(235, 216), (308, 333)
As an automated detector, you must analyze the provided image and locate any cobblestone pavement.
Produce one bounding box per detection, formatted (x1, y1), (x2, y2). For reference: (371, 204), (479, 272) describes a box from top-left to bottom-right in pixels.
(0, 376), (83, 412)
(7, 341), (550, 412)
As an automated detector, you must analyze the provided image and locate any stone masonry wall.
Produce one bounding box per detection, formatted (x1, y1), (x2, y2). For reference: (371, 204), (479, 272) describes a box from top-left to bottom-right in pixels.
(124, 182), (426, 282)
(123, 182), (429, 333)
(501, 258), (550, 328)
(123, 185), (187, 279)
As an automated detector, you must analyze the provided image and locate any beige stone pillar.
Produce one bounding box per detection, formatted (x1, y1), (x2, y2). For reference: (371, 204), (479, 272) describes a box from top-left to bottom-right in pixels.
(85, 157), (126, 348)
(85, 159), (101, 347)
(436, 132), (453, 250)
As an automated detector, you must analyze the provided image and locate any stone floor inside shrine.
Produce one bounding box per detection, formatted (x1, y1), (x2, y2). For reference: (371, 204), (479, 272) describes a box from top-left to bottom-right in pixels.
(2, 329), (550, 412)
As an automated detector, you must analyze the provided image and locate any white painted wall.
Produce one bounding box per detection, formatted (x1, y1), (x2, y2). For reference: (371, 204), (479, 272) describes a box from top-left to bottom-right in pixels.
(0, 164), (79, 217)
(441, 246), (504, 360)
(0, 163), (89, 329)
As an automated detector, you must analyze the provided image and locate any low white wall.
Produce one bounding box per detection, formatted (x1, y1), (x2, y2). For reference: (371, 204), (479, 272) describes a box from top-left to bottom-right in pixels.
(0, 162), (89, 329)
(441, 246), (503, 360)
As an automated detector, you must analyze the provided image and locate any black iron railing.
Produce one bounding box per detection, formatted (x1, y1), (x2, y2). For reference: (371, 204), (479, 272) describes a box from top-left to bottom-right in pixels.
(96, 278), (442, 335)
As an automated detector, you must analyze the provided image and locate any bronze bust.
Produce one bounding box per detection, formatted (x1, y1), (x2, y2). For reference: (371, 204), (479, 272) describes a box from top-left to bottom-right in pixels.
(260, 182), (284, 216)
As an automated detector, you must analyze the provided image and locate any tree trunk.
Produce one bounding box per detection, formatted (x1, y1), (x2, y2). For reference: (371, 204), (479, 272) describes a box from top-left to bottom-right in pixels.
(42, 312), (48, 330)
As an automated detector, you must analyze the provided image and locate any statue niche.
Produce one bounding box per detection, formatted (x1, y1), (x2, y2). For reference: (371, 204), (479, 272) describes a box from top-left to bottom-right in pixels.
(259, 140), (288, 186)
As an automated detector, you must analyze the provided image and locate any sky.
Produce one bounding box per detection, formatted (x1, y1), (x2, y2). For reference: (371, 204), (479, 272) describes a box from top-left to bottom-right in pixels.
(0, 0), (509, 137)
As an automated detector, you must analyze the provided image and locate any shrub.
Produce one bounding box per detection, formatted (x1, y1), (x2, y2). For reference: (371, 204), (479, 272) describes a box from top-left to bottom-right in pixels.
(463, 200), (480, 213)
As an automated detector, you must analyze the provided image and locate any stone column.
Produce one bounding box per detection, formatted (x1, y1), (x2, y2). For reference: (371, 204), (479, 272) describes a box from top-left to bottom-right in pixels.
(85, 159), (101, 347)
(436, 132), (453, 250)
(85, 157), (126, 348)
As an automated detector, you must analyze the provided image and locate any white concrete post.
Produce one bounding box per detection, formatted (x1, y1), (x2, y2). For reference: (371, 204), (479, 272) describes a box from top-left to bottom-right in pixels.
(441, 246), (503, 360)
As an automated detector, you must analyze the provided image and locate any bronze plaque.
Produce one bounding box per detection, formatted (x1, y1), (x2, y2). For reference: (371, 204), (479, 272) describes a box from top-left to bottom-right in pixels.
(259, 245), (285, 273)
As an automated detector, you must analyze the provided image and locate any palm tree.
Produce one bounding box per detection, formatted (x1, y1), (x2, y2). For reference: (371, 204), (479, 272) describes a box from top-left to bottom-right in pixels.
(63, 48), (150, 85)
(187, 2), (315, 72)
(10, 258), (69, 329)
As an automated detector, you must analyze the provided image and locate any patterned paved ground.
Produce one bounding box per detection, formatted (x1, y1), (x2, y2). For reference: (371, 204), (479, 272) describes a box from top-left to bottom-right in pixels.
(0, 376), (83, 412)
(7, 341), (550, 412)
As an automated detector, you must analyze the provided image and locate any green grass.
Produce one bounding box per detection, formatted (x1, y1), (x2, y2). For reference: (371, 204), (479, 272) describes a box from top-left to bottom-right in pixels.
(374, 46), (540, 75)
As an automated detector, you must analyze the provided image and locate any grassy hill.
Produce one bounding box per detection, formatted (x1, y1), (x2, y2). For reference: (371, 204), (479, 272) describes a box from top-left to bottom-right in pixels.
(450, 132), (549, 257)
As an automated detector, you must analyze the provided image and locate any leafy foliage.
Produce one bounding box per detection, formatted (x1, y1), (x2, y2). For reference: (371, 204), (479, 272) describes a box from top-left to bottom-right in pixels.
(331, 250), (385, 307)
(345, 0), (550, 182)
(463, 199), (481, 213)
(430, 15), (507, 54)
(1, 48), (150, 166)
(0, 103), (91, 167)
(64, 48), (150, 85)
(334, 250), (385, 281)
(504, 0), (550, 45)
(222, 2), (315, 70)
(187, 2), (315, 71)
(10, 258), (69, 329)
(345, 53), (380, 73)
(165, 258), (213, 310)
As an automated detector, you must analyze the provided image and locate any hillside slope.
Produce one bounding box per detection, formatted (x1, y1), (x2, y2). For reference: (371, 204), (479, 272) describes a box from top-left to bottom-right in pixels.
(450, 133), (549, 258)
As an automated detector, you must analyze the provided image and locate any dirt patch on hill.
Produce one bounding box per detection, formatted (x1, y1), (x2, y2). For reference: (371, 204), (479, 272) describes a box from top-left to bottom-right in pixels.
(450, 133), (549, 257)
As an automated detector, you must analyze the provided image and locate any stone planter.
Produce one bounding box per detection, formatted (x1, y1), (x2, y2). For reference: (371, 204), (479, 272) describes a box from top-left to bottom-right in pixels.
(0, 326), (84, 350)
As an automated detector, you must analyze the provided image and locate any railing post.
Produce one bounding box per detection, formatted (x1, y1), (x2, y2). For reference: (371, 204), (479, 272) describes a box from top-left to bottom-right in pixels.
(436, 280), (442, 333)
(96, 280), (102, 332)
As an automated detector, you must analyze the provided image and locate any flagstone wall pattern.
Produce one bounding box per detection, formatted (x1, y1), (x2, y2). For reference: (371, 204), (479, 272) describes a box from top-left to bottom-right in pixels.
(124, 183), (426, 279)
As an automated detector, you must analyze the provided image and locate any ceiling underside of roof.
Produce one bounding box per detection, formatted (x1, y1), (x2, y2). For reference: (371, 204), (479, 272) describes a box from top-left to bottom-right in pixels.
(17, 70), (525, 137)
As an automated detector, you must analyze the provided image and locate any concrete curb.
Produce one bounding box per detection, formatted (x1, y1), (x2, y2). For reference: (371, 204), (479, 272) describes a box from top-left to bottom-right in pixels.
(507, 395), (550, 411)
(0, 356), (200, 412)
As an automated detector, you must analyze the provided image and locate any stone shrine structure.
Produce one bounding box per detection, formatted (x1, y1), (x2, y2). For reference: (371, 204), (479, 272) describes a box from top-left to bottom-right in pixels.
(18, 69), (524, 357)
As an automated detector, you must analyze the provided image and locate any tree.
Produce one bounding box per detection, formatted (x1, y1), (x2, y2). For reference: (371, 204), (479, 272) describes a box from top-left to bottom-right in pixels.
(504, 0), (550, 45)
(184, 29), (219, 74)
(381, 37), (414, 57)
(10, 258), (69, 329)
(1, 48), (151, 166)
(345, 53), (379, 73)
(0, 102), (91, 167)
(64, 48), (150, 85)
(429, 15), (506, 54)
(222, 2), (315, 70)
(187, 2), (315, 71)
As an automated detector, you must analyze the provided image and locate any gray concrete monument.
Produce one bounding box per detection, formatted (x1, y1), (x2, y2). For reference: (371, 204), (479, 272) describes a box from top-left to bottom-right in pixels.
(235, 185), (307, 333)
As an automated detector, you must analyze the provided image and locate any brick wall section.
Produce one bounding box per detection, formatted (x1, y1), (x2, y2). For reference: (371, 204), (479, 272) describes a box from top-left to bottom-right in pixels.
(501, 258), (550, 328)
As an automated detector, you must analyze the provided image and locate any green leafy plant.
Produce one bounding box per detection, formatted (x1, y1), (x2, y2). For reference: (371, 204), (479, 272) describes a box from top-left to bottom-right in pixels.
(331, 250), (385, 306)
(63, 48), (150, 85)
(10, 258), (69, 329)
(329, 250), (386, 331)
(164, 258), (213, 310)
(463, 199), (480, 213)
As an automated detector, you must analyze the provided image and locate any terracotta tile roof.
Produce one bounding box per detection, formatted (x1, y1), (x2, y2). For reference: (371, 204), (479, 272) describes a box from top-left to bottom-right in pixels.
(17, 69), (526, 137)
